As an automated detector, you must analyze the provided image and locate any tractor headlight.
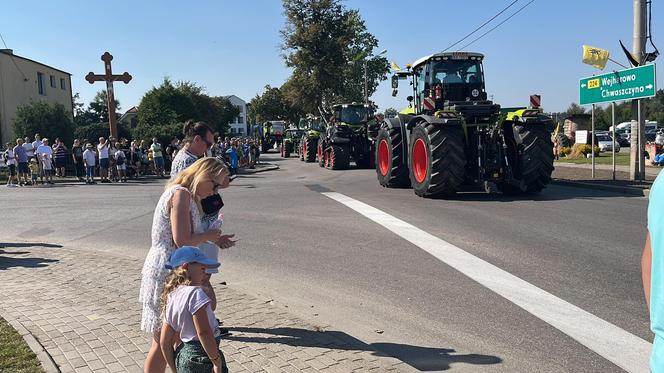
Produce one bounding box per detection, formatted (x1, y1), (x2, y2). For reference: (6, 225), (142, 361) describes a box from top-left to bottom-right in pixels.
(471, 89), (479, 98)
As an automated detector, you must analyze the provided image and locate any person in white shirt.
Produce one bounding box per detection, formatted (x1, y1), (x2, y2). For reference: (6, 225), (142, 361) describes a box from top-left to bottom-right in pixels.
(4, 142), (17, 187)
(97, 137), (110, 183)
(36, 138), (54, 185)
(83, 143), (97, 184)
(160, 246), (227, 373)
(23, 136), (35, 160)
(114, 143), (127, 183)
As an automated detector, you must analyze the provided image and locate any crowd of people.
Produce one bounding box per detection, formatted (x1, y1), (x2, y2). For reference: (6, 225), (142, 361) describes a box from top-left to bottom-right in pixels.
(1, 130), (263, 187)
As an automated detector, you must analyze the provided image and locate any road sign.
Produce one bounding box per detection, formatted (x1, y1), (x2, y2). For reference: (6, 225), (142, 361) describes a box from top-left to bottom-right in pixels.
(530, 94), (541, 108)
(579, 64), (656, 105)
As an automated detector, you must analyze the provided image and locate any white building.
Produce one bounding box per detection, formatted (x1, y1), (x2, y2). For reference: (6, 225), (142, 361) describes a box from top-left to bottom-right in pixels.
(223, 95), (247, 136)
(0, 49), (73, 143)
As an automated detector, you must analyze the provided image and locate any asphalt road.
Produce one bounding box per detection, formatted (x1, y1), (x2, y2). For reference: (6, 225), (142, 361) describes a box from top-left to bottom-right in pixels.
(0, 152), (652, 372)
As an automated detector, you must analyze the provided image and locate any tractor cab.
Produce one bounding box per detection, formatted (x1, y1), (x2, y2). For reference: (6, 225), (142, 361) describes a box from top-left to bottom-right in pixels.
(333, 104), (372, 129)
(392, 52), (499, 123)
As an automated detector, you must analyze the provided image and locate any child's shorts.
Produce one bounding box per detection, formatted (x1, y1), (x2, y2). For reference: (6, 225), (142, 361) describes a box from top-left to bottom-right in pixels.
(31, 174), (38, 182)
(116, 164), (126, 171)
(8, 164), (16, 176)
(175, 337), (227, 373)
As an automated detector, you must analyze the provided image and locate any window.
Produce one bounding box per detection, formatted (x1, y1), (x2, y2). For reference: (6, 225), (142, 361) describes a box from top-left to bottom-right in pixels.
(37, 73), (45, 95)
(50, 75), (56, 88)
(238, 116), (244, 124)
(238, 128), (244, 134)
(60, 78), (65, 90)
(230, 128), (236, 134)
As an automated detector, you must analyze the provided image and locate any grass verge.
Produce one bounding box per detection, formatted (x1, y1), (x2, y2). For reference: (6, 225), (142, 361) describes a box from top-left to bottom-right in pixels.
(0, 317), (45, 373)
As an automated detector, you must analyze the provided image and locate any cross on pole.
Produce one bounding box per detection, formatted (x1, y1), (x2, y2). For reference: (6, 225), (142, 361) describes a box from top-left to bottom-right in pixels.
(85, 52), (132, 139)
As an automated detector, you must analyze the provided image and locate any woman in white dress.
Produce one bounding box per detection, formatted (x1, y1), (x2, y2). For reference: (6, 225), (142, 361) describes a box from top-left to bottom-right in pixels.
(140, 157), (233, 372)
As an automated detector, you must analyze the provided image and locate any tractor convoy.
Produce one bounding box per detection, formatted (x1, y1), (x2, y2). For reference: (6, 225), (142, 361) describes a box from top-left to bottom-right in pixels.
(261, 51), (554, 198)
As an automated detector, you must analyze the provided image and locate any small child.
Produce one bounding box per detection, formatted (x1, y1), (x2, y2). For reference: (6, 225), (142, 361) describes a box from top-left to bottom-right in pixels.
(114, 143), (127, 183)
(28, 159), (39, 186)
(83, 143), (97, 184)
(160, 246), (228, 373)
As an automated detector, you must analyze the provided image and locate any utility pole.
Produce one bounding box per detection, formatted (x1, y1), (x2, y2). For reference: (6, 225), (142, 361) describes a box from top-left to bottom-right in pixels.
(630, 0), (647, 180)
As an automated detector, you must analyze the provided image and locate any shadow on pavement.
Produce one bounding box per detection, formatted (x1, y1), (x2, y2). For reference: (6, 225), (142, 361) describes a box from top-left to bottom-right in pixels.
(226, 326), (502, 371)
(0, 242), (63, 248)
(0, 254), (58, 269)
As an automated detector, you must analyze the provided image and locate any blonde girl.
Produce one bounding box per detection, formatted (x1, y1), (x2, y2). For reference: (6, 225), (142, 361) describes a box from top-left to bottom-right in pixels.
(160, 246), (228, 373)
(140, 157), (235, 372)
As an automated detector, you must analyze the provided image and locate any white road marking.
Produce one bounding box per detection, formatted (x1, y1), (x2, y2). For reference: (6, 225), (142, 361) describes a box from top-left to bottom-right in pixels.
(322, 191), (651, 373)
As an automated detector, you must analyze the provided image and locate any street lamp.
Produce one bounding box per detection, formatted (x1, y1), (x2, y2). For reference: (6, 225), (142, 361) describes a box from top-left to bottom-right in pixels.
(364, 49), (387, 104)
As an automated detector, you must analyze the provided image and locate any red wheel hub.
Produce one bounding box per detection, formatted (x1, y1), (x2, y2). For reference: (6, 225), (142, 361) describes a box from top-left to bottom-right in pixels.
(412, 138), (428, 183)
(378, 139), (389, 176)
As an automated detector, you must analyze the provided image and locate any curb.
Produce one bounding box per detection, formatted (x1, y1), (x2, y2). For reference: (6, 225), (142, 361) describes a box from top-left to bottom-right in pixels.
(0, 307), (60, 373)
(551, 179), (649, 197)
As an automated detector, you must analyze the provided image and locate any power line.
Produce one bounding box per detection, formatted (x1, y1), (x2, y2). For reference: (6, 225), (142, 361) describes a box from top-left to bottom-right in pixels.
(0, 32), (28, 81)
(457, 0), (536, 51)
(442, 0), (520, 53)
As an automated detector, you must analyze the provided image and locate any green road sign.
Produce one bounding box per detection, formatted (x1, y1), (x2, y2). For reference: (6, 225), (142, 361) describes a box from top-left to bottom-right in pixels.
(579, 64), (656, 105)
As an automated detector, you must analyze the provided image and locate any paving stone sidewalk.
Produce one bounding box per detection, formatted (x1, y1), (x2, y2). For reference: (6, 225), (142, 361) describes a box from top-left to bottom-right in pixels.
(0, 244), (416, 373)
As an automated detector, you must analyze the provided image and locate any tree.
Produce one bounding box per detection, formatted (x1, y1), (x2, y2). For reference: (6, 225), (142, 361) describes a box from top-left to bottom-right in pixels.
(565, 103), (586, 116)
(249, 85), (302, 124)
(280, 0), (388, 112)
(384, 107), (398, 118)
(134, 78), (239, 142)
(88, 90), (121, 124)
(13, 101), (74, 144)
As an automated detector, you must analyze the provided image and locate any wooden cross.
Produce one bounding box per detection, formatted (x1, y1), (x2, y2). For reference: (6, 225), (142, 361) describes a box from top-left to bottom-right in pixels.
(85, 52), (132, 139)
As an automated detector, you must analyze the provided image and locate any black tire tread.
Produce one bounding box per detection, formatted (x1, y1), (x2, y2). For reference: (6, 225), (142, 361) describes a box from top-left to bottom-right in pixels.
(376, 127), (409, 187)
(411, 124), (466, 197)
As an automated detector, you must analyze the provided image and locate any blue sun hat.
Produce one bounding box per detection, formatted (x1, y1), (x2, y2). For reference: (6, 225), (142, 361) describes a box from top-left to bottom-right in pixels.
(165, 246), (220, 269)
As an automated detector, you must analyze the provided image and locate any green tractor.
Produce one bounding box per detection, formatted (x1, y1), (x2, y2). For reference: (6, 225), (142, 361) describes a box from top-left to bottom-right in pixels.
(299, 116), (325, 163)
(376, 52), (554, 197)
(317, 103), (378, 170)
(281, 128), (304, 158)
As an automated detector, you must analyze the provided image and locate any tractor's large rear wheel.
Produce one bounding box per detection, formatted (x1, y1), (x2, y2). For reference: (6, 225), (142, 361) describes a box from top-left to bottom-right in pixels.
(328, 145), (350, 170)
(376, 127), (409, 187)
(503, 124), (554, 194)
(317, 141), (325, 167)
(300, 138), (305, 161)
(409, 124), (466, 197)
(303, 137), (317, 162)
(284, 142), (292, 158)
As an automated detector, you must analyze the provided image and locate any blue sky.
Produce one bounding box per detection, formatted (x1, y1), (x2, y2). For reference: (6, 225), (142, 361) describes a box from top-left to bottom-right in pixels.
(1, 0), (662, 115)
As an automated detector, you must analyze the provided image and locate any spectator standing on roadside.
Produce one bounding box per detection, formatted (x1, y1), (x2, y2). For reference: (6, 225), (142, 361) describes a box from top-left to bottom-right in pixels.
(109, 140), (119, 182)
(71, 139), (84, 181)
(14, 138), (29, 186)
(37, 138), (54, 185)
(165, 138), (179, 173)
(53, 138), (68, 177)
(151, 138), (165, 178)
(114, 142), (128, 183)
(170, 120), (215, 179)
(23, 137), (35, 162)
(643, 172), (664, 371)
(83, 143), (97, 184)
(130, 140), (142, 177)
(225, 142), (238, 176)
(28, 159), (39, 186)
(97, 137), (110, 183)
(4, 142), (18, 187)
(32, 134), (43, 182)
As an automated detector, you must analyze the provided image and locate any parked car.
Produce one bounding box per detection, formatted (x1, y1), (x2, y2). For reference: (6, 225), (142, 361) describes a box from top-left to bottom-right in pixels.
(596, 134), (620, 152)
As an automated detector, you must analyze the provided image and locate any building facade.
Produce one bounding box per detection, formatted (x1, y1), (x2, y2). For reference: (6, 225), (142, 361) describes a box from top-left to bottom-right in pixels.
(0, 49), (73, 144)
(223, 95), (247, 136)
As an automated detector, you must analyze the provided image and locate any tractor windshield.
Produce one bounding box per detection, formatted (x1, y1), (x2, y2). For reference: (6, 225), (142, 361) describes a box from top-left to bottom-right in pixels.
(338, 106), (370, 124)
(431, 60), (483, 85)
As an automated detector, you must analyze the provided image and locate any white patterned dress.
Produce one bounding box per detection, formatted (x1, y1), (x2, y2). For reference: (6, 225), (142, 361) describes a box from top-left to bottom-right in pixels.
(139, 184), (204, 334)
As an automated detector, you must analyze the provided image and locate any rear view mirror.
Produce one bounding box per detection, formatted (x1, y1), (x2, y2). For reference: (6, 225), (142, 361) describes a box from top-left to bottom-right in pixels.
(391, 75), (399, 89)
(407, 96), (414, 102)
(392, 88), (398, 97)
